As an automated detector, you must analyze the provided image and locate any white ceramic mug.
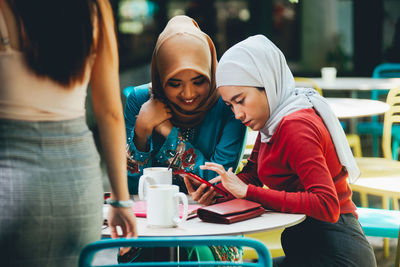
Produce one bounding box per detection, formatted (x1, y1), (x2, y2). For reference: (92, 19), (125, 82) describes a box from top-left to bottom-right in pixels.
(146, 184), (188, 228)
(321, 67), (337, 83)
(138, 167), (172, 200)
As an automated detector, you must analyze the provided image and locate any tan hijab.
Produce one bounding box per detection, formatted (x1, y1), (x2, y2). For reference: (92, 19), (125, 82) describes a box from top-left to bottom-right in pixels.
(151, 15), (219, 128)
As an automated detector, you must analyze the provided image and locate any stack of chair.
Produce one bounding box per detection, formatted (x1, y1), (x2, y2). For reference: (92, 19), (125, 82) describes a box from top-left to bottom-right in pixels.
(352, 86), (400, 257)
(354, 86), (400, 196)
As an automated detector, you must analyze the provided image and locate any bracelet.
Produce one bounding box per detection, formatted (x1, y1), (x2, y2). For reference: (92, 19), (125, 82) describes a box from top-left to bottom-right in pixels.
(106, 198), (134, 208)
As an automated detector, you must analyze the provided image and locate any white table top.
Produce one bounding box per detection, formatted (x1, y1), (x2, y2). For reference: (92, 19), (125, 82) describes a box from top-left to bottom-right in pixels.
(351, 177), (400, 194)
(298, 77), (400, 91)
(326, 97), (389, 119)
(102, 205), (306, 237)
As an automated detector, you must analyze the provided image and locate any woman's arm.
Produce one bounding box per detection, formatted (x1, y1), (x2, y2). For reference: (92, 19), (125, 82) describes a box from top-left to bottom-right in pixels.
(90, 0), (136, 238)
(246, 118), (341, 223)
(155, 102), (247, 180)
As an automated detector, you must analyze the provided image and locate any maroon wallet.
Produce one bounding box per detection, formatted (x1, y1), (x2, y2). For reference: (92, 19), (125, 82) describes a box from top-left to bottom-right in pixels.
(197, 199), (265, 224)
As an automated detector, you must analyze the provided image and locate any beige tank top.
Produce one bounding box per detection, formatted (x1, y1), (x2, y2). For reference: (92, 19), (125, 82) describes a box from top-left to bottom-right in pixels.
(0, 6), (94, 121)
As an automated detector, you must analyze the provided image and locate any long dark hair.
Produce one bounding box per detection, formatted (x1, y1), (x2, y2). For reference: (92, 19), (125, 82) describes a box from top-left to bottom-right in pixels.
(9, 0), (98, 86)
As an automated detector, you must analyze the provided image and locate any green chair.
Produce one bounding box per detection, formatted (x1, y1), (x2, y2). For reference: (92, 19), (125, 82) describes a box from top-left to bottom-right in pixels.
(79, 236), (272, 267)
(357, 207), (400, 258)
(357, 63), (400, 159)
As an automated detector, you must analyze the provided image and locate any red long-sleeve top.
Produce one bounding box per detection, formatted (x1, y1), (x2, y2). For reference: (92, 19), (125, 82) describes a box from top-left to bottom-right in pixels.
(239, 108), (356, 223)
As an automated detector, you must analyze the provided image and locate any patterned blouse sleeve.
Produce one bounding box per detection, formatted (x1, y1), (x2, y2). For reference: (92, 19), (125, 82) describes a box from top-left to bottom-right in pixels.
(154, 109), (246, 181)
(124, 87), (154, 174)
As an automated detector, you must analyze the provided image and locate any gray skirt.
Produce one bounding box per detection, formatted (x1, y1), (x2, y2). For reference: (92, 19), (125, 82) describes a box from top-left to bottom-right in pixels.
(0, 117), (103, 267)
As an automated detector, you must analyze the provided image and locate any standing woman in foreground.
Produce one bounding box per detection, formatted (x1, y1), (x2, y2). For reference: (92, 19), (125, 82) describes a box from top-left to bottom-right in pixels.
(200, 35), (377, 266)
(0, 0), (137, 266)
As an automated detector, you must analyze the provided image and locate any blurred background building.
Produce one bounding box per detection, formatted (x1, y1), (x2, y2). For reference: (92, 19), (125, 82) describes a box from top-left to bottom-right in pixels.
(86, 0), (400, 179)
(110, 0), (399, 77)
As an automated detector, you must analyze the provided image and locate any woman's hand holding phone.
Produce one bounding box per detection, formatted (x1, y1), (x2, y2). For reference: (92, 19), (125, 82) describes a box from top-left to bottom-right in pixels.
(183, 175), (219, 206)
(200, 163), (248, 199)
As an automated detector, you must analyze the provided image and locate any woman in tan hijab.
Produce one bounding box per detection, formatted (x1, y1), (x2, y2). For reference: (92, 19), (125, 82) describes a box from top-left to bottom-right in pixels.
(122, 15), (246, 262)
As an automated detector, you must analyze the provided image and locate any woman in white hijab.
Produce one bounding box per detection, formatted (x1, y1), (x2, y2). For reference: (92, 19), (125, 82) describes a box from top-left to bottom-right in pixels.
(199, 35), (376, 267)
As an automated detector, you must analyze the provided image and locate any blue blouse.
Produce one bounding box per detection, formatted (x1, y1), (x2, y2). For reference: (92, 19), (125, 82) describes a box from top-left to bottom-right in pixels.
(124, 85), (246, 194)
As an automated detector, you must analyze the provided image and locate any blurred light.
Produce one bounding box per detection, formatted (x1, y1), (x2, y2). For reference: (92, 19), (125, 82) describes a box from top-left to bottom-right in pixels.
(118, 0), (157, 34)
(119, 21), (144, 34)
(173, 9), (185, 17)
(238, 9), (250, 21)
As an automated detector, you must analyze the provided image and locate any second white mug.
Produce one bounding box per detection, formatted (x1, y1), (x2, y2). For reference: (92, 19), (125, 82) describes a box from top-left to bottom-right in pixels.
(146, 184), (188, 228)
(138, 167), (172, 200)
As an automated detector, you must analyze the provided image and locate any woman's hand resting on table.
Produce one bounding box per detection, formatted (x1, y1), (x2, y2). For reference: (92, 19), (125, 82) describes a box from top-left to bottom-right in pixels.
(183, 175), (218, 206)
(108, 206), (138, 238)
(108, 206), (138, 255)
(200, 162), (248, 199)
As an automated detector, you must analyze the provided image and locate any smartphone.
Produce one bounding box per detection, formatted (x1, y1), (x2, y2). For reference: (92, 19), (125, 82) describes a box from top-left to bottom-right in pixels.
(173, 170), (230, 197)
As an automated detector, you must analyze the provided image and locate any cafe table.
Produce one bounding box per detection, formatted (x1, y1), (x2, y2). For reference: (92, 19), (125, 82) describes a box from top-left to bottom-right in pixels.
(298, 77), (400, 92)
(325, 97), (390, 119)
(350, 176), (400, 210)
(102, 204), (306, 237)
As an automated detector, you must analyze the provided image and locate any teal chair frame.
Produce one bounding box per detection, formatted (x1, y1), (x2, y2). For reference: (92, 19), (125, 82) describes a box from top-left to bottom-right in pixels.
(79, 236), (272, 267)
(357, 63), (400, 159)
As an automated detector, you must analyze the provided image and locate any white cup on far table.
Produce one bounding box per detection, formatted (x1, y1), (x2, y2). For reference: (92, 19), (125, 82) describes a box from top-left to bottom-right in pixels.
(138, 167), (172, 200)
(146, 184), (188, 228)
(321, 67), (337, 83)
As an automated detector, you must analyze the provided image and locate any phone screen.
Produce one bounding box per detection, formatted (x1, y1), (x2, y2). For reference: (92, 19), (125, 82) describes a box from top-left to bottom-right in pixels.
(173, 170), (230, 197)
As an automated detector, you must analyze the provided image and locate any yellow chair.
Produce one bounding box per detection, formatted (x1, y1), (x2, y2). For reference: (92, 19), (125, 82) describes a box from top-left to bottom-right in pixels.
(294, 77), (323, 95)
(243, 229), (285, 260)
(382, 86), (400, 161)
(355, 86), (400, 185)
(294, 77), (362, 156)
(346, 134), (363, 157)
(351, 86), (400, 257)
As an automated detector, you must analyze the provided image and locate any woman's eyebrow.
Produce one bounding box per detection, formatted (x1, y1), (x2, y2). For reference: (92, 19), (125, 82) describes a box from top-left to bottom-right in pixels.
(191, 75), (204, 81)
(230, 93), (242, 102)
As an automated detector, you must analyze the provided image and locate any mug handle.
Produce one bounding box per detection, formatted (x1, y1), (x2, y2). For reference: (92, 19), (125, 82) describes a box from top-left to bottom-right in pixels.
(138, 175), (156, 200)
(173, 192), (188, 225)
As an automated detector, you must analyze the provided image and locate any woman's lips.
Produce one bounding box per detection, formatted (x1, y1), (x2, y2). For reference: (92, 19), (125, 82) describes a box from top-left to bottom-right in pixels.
(181, 97), (197, 105)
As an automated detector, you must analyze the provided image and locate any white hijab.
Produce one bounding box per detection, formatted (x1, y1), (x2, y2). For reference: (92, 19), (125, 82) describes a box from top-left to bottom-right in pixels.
(216, 35), (360, 183)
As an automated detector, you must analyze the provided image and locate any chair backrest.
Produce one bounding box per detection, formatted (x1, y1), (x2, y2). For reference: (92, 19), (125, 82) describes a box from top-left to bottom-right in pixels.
(382, 86), (400, 159)
(372, 63), (400, 79)
(79, 236), (272, 267)
(294, 77), (323, 95)
(371, 63), (400, 101)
